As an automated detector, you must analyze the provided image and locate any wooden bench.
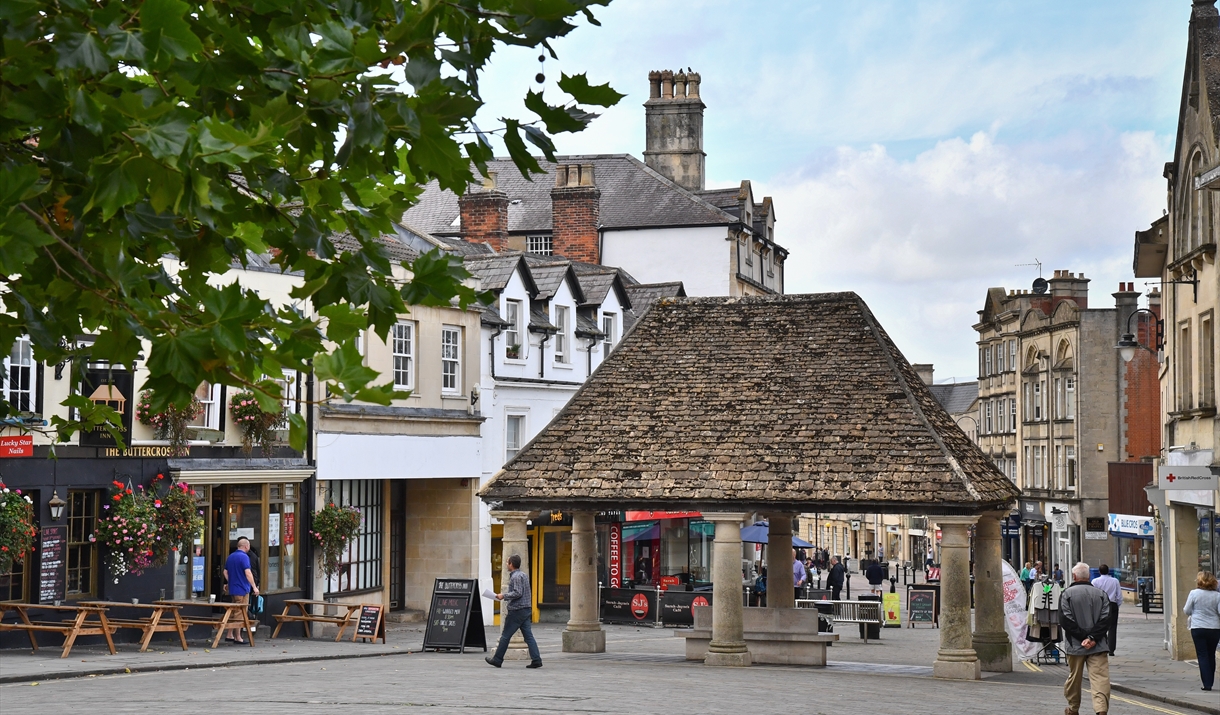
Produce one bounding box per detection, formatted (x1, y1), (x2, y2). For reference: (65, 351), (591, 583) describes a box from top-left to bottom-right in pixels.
(81, 601), (188, 652)
(271, 599), (361, 640)
(156, 599), (254, 649)
(676, 606), (838, 666)
(0, 603), (116, 658)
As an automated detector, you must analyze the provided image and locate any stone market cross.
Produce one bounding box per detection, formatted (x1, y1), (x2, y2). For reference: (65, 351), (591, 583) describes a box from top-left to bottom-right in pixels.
(479, 293), (1021, 678)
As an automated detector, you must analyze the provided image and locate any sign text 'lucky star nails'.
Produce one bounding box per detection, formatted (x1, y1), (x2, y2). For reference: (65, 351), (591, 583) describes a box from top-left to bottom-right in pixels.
(1157, 465), (1219, 490)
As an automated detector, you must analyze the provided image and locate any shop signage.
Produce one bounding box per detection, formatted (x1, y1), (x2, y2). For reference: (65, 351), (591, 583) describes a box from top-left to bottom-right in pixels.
(600, 587), (656, 624)
(536, 510), (573, 526)
(1019, 499), (1045, 522)
(850, 520), (861, 531)
(608, 522), (622, 588)
(625, 510), (702, 522)
(882, 592), (901, 627)
(907, 587), (937, 626)
(102, 445), (186, 458)
(354, 604), (386, 644)
(39, 526), (66, 604)
(1107, 513), (1155, 537)
(1085, 516), (1108, 540)
(79, 367), (134, 447)
(658, 591), (711, 626)
(0, 435), (33, 457)
(1157, 465), (1218, 490)
(422, 578), (486, 653)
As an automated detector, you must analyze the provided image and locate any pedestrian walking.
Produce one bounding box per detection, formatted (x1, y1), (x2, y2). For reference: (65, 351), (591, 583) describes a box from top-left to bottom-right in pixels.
(222, 537), (259, 645)
(486, 554), (542, 669)
(1021, 561), (1034, 594)
(1060, 562), (1111, 715)
(827, 556), (845, 600)
(1090, 564), (1122, 656)
(865, 559), (884, 595)
(1183, 570), (1220, 691)
(792, 548), (807, 601)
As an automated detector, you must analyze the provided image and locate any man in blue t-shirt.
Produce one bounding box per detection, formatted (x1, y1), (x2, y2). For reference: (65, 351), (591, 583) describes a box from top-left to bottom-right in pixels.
(223, 537), (259, 644)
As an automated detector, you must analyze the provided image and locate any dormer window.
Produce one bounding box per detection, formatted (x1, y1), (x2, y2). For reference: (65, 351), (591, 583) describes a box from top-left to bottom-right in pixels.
(554, 305), (569, 363)
(505, 299), (523, 360)
(527, 235), (553, 256)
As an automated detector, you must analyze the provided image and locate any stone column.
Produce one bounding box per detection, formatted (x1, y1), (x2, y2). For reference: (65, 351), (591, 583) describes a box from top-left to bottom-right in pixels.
(704, 513), (751, 667)
(933, 516), (981, 680)
(491, 510), (532, 660)
(563, 511), (605, 652)
(767, 515), (795, 608)
(971, 511), (1011, 672)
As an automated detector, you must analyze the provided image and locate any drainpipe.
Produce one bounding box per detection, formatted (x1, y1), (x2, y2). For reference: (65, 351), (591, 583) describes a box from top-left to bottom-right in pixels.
(586, 337), (597, 377)
(305, 359), (316, 600)
(489, 326), (502, 381)
(539, 332), (550, 379)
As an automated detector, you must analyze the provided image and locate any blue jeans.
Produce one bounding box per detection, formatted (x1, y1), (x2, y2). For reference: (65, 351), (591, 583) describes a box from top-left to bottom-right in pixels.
(492, 608), (541, 664)
(1193, 628), (1220, 690)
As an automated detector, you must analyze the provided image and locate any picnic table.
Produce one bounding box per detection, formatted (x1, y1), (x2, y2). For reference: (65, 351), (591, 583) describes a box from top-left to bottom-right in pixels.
(271, 599), (361, 640)
(81, 601), (188, 652)
(156, 599), (254, 649)
(0, 603), (116, 658)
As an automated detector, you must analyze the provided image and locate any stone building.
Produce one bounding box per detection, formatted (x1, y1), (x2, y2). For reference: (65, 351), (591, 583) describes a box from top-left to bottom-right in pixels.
(1130, 0), (1220, 663)
(404, 71), (787, 297)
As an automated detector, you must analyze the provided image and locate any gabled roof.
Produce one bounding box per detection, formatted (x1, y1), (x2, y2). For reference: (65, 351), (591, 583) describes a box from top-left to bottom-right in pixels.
(404, 155), (740, 235)
(927, 382), (979, 416)
(479, 293), (1020, 514)
(462, 255), (532, 293)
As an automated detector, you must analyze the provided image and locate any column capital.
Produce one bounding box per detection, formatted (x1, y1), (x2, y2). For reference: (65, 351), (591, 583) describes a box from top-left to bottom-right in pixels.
(702, 512), (748, 523)
(979, 509), (1010, 520)
(490, 509), (533, 521)
(934, 515), (980, 526)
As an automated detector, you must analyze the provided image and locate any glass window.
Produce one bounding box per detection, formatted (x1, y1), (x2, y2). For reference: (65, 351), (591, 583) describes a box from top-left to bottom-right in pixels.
(0, 546), (28, 602)
(441, 326), (461, 393)
(506, 414), (524, 462)
(554, 306), (568, 363)
(985, 347), (992, 376)
(541, 529), (572, 604)
(67, 491), (98, 598)
(4, 336), (35, 413)
(505, 300), (523, 360)
(601, 314), (616, 359)
(1034, 381), (1043, 421)
(326, 480), (382, 594)
(1204, 315), (1216, 407)
(392, 322), (414, 389)
(1054, 377), (1062, 418)
(190, 382), (221, 429)
(1065, 378), (1075, 419)
(985, 401), (992, 434)
(266, 483), (299, 592)
(1066, 446), (1076, 487)
(527, 235), (553, 255)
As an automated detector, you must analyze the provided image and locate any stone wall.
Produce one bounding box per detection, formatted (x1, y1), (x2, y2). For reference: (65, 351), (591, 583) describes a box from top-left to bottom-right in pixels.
(404, 478), (476, 612)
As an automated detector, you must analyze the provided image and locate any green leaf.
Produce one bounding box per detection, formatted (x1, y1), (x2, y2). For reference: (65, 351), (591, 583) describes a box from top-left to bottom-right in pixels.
(0, 165), (40, 207)
(287, 412), (307, 452)
(524, 90), (587, 134)
(407, 114), (467, 191)
(141, 0), (204, 60)
(129, 119), (190, 160)
(522, 124), (557, 162)
(56, 32), (110, 74)
(318, 304), (365, 344)
(558, 73), (625, 108)
(501, 119), (544, 178)
(69, 88), (105, 135)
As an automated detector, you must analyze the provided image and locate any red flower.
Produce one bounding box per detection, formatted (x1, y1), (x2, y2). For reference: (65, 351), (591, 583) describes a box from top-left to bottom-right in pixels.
(113, 495), (122, 501)
(154, 500), (162, 507)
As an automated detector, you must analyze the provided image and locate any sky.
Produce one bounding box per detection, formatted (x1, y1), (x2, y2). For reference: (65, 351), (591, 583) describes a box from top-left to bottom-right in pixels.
(469, 0), (1186, 380)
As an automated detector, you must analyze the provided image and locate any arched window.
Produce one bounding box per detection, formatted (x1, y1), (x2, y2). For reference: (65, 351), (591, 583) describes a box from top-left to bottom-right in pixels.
(1025, 346), (1040, 372)
(1056, 339), (1072, 365)
(1189, 150), (1208, 251)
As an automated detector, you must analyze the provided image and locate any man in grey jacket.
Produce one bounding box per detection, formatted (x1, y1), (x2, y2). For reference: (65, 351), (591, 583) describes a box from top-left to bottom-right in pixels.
(486, 554), (542, 668)
(1060, 562), (1111, 715)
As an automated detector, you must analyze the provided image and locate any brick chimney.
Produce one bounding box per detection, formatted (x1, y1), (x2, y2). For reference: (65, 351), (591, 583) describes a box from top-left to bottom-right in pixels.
(1048, 269), (1090, 310)
(550, 163), (600, 263)
(459, 172), (508, 251)
(644, 69), (706, 192)
(912, 363), (934, 386)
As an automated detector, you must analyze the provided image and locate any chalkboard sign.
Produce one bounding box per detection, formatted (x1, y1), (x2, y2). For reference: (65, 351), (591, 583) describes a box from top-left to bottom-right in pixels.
(39, 526), (66, 604)
(422, 578), (486, 653)
(908, 588), (938, 627)
(353, 604), (385, 643)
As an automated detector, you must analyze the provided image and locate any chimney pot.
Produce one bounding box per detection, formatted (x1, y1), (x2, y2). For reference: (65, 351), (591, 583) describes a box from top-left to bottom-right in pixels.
(660, 69), (674, 99)
(687, 72), (701, 98)
(674, 71), (687, 98)
(555, 164), (569, 188)
(579, 163), (595, 187)
(483, 171), (497, 191)
(648, 70), (661, 99)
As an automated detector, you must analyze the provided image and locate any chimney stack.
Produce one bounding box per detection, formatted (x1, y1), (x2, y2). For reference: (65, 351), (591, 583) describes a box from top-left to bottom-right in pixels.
(458, 171), (509, 251)
(912, 363), (935, 386)
(1048, 269), (1090, 310)
(644, 69), (706, 192)
(551, 163), (601, 263)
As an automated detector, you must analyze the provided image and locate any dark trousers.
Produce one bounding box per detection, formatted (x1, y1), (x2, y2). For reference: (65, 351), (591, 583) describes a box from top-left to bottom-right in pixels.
(1107, 601), (1119, 655)
(491, 608), (541, 664)
(1192, 628), (1220, 690)
(830, 586), (842, 600)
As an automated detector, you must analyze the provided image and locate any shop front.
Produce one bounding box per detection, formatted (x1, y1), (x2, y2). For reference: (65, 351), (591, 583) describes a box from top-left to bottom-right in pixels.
(1107, 512), (1156, 591)
(1018, 499), (1047, 566)
(1196, 508), (1220, 575)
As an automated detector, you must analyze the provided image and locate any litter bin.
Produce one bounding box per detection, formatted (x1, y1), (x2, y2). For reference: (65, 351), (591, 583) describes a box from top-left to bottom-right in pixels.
(814, 601), (834, 634)
(857, 594), (882, 640)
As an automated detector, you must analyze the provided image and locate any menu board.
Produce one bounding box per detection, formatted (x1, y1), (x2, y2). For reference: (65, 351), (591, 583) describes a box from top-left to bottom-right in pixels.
(908, 588), (938, 627)
(422, 578), (486, 653)
(39, 526), (66, 604)
(353, 604), (385, 643)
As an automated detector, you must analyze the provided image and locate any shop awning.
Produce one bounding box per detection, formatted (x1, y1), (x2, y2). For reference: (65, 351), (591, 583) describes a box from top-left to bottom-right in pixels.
(169, 458), (313, 485)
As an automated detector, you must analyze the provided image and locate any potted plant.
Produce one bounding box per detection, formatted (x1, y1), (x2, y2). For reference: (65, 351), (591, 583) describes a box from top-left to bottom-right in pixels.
(149, 474), (205, 567)
(95, 481), (158, 582)
(229, 391), (287, 455)
(310, 502), (362, 579)
(135, 390), (202, 456)
(0, 483), (36, 574)
(506, 343), (522, 360)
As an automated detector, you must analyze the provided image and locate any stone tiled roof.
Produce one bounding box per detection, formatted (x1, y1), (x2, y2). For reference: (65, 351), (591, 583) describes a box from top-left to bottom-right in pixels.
(480, 293), (1020, 514)
(404, 155), (738, 234)
(463, 255), (528, 292)
(927, 381), (979, 416)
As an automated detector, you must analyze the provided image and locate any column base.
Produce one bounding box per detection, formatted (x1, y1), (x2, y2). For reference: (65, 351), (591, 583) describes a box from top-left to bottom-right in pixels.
(562, 628), (606, 653)
(972, 631), (1012, 672)
(704, 650), (752, 667)
(933, 648), (981, 680)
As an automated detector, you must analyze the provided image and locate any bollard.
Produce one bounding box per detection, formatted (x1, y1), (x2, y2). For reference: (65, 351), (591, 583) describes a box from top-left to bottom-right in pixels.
(655, 586), (663, 627)
(744, 586), (751, 608)
(889, 577), (897, 594)
(598, 581), (603, 622)
(846, 573), (851, 600)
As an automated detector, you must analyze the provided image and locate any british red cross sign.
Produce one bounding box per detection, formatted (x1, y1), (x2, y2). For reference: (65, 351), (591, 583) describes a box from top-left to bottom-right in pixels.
(1156, 465), (1218, 490)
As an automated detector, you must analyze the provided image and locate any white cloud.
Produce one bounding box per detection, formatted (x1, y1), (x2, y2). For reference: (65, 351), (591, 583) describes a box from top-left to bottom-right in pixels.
(760, 129), (1169, 378)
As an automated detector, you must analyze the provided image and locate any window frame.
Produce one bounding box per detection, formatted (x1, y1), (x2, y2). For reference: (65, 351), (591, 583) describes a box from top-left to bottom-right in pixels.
(391, 321), (415, 390)
(601, 313), (616, 359)
(189, 381), (223, 430)
(324, 480), (383, 595)
(505, 413), (526, 462)
(527, 234), (553, 256)
(553, 305), (569, 364)
(66, 490), (99, 599)
(4, 335), (36, 414)
(441, 325), (462, 394)
(1064, 377), (1075, 419)
(504, 299), (524, 361)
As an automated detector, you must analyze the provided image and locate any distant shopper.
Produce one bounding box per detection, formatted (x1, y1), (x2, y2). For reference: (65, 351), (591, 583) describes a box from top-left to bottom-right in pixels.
(1183, 571), (1220, 691)
(1053, 563), (1064, 586)
(1032, 560), (1043, 582)
(865, 559), (884, 595)
(792, 548), (807, 600)
(1060, 562), (1111, 715)
(222, 537), (259, 645)
(486, 554), (542, 669)
(827, 557), (845, 600)
(1021, 561), (1034, 594)
(1091, 564), (1123, 656)
(925, 548), (934, 568)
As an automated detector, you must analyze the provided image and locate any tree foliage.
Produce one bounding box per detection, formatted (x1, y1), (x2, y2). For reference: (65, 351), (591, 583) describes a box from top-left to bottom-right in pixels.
(0, 0), (623, 449)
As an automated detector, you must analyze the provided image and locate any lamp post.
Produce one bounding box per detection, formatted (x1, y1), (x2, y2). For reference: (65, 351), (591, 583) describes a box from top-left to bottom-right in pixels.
(1116, 308), (1164, 363)
(48, 490), (66, 521)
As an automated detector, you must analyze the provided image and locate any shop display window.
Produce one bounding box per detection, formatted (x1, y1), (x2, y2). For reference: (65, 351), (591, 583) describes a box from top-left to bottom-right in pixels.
(541, 529), (571, 603)
(0, 558), (27, 602)
(1200, 510), (1220, 575)
(1112, 535), (1156, 588)
(326, 479), (382, 594)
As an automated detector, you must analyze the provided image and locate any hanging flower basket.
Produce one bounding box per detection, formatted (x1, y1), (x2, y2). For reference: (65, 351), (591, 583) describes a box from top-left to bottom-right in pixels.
(229, 391), (287, 455)
(310, 503), (362, 579)
(149, 474), (205, 567)
(135, 390), (202, 456)
(95, 481), (158, 582)
(0, 483), (37, 574)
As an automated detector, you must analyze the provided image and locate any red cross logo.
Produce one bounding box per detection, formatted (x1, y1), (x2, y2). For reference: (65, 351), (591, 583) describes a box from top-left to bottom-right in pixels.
(1165, 473), (1176, 483)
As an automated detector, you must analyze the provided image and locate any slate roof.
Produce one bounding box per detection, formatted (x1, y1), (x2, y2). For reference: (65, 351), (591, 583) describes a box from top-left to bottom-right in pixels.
(927, 381), (979, 416)
(404, 155), (738, 234)
(462, 255), (527, 292)
(622, 282), (687, 332)
(526, 263), (574, 301)
(479, 293), (1020, 515)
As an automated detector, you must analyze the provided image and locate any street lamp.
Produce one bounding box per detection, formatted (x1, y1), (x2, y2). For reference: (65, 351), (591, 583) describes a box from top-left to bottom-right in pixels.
(48, 490), (66, 521)
(1115, 308), (1164, 363)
